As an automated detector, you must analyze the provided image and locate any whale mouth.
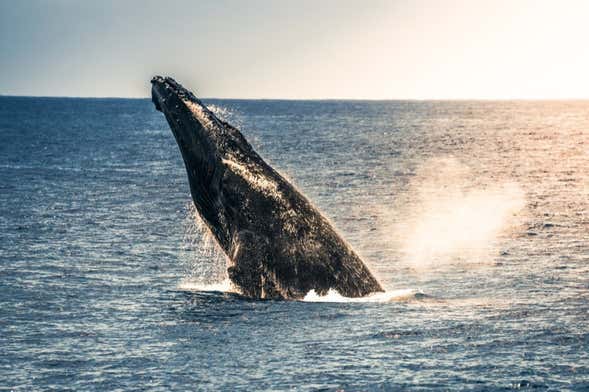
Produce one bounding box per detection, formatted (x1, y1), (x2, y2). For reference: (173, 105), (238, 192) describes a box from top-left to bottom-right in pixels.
(150, 76), (166, 112)
(151, 91), (162, 112)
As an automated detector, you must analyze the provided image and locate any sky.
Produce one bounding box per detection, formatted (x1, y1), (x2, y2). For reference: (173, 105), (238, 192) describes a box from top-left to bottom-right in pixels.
(1, 0), (589, 99)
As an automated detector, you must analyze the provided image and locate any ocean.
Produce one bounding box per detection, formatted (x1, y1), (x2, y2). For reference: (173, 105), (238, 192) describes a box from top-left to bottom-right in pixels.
(1, 97), (588, 390)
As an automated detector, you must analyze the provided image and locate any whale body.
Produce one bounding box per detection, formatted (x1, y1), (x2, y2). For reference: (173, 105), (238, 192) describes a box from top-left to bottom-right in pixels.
(151, 76), (383, 299)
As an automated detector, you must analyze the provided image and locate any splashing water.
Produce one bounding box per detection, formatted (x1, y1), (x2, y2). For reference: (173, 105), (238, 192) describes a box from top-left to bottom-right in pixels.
(397, 157), (526, 269)
(178, 201), (415, 301)
(179, 202), (228, 286)
(207, 103), (246, 131)
(178, 155), (525, 298)
(177, 278), (235, 293)
(303, 288), (425, 303)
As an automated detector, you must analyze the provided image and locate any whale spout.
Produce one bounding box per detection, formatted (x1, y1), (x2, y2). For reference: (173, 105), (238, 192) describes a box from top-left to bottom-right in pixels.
(151, 75), (383, 300)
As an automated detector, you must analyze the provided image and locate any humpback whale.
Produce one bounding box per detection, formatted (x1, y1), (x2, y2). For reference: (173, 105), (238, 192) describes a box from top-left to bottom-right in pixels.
(151, 76), (383, 300)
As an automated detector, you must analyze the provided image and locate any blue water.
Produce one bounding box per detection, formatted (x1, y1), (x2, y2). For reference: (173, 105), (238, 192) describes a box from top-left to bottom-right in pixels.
(1, 96), (588, 390)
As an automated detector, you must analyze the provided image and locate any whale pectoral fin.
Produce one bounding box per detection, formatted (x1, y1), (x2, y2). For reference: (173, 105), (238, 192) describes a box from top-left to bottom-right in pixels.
(227, 231), (284, 299)
(227, 255), (262, 298)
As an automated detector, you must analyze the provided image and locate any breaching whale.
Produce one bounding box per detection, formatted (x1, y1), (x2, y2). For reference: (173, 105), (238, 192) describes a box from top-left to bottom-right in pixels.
(151, 76), (383, 300)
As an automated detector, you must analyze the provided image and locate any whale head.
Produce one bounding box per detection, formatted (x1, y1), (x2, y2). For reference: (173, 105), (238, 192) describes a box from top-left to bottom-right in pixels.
(151, 75), (259, 250)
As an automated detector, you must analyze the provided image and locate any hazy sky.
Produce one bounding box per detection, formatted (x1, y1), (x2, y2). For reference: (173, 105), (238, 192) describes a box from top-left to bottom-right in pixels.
(1, 0), (588, 99)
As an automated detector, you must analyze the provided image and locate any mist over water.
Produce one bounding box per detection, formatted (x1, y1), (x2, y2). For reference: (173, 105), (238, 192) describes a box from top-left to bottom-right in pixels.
(395, 156), (526, 270)
(1, 97), (588, 390)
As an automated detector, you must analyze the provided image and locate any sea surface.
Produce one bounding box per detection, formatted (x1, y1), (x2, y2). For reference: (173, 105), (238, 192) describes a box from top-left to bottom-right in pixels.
(1, 96), (588, 391)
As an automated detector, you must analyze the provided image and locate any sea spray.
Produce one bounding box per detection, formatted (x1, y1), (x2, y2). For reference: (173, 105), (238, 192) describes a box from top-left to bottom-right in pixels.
(179, 202), (229, 287)
(303, 288), (425, 303)
(395, 157), (526, 269)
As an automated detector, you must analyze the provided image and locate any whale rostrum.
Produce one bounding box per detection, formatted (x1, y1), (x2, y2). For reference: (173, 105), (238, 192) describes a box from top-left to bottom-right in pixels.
(151, 76), (383, 299)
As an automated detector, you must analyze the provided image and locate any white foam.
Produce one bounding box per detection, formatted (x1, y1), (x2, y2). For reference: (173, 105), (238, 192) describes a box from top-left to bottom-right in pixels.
(303, 288), (424, 303)
(177, 279), (423, 303)
(177, 279), (235, 293)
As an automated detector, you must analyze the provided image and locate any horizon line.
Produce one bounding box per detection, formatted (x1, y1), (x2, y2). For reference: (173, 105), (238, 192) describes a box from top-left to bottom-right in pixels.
(2, 93), (589, 102)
